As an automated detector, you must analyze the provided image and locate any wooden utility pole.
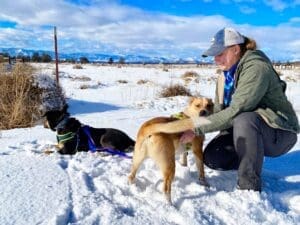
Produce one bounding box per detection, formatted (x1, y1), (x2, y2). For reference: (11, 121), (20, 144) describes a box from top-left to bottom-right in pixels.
(54, 26), (59, 84)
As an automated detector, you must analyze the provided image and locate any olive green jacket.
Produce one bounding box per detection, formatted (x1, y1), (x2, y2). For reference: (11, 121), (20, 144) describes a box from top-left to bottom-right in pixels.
(195, 50), (300, 134)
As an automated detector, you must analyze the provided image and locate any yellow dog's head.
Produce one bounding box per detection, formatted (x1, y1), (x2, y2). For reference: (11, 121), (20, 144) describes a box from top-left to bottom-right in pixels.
(184, 97), (214, 118)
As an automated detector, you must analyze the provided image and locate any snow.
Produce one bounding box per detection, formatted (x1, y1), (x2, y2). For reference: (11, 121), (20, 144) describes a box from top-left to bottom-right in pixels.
(0, 63), (299, 225)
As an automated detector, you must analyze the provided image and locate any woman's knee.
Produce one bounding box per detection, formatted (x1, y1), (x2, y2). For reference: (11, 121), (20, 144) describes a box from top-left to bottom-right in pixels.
(233, 112), (261, 131)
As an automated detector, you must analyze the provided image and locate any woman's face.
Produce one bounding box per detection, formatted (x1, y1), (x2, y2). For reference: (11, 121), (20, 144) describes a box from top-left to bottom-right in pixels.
(214, 45), (241, 71)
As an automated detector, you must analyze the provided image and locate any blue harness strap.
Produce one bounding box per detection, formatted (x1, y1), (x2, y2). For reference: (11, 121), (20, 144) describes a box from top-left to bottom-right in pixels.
(81, 126), (132, 159)
(82, 125), (97, 152)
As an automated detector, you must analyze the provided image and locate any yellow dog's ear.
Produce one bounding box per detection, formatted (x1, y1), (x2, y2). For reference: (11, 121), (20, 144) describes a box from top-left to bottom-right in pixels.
(208, 98), (214, 107)
(188, 96), (195, 105)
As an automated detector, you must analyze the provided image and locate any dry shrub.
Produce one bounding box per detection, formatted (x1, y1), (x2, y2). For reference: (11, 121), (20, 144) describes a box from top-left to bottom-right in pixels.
(159, 84), (192, 97)
(137, 79), (149, 85)
(183, 77), (193, 85)
(0, 64), (43, 129)
(285, 76), (297, 82)
(181, 71), (200, 85)
(71, 75), (91, 81)
(194, 78), (200, 83)
(276, 70), (283, 77)
(73, 64), (83, 69)
(79, 82), (104, 89)
(36, 74), (66, 115)
(181, 71), (199, 79)
(79, 84), (89, 89)
(117, 79), (128, 84)
(207, 77), (217, 82)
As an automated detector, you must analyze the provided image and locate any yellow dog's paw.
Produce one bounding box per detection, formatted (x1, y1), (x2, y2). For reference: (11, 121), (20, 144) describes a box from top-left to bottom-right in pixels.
(43, 149), (55, 155)
(199, 177), (209, 187)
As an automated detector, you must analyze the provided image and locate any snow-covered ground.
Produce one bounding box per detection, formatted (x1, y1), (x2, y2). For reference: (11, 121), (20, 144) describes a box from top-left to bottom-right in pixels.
(0, 63), (299, 225)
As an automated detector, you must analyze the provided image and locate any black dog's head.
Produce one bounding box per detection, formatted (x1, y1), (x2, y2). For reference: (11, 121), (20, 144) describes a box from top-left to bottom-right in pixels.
(56, 117), (82, 155)
(56, 117), (81, 135)
(43, 105), (70, 131)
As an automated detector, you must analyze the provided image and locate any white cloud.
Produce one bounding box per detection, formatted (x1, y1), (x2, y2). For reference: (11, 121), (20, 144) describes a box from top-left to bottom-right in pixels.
(239, 5), (256, 14)
(237, 24), (300, 61)
(264, 0), (288, 11)
(0, 0), (299, 60)
(293, 0), (300, 5)
(289, 17), (300, 23)
(0, 0), (147, 27)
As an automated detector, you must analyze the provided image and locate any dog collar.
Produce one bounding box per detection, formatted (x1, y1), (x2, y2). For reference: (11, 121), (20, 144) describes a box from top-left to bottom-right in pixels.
(171, 112), (188, 120)
(57, 132), (76, 144)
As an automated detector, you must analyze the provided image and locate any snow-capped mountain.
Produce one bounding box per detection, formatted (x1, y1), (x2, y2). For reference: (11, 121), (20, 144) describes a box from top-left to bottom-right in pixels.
(0, 48), (210, 64)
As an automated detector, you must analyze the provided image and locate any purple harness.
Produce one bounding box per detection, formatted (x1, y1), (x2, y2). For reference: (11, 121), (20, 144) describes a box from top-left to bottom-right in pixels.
(81, 126), (132, 159)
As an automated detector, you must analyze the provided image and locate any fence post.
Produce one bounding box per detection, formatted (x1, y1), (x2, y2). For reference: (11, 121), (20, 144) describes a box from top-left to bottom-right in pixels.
(54, 26), (59, 85)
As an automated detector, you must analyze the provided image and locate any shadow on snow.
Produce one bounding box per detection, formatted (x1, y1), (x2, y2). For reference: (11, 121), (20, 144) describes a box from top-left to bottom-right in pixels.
(67, 98), (123, 115)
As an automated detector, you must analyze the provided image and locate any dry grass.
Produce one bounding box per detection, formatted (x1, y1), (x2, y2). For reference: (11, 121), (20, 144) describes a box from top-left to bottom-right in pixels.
(159, 83), (192, 97)
(181, 71), (200, 85)
(71, 75), (91, 81)
(79, 84), (90, 89)
(117, 79), (128, 84)
(79, 81), (104, 89)
(73, 64), (83, 69)
(137, 79), (150, 85)
(181, 71), (199, 79)
(0, 64), (43, 129)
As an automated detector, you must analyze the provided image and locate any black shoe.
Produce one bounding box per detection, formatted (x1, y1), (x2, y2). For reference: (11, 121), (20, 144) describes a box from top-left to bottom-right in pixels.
(237, 179), (261, 192)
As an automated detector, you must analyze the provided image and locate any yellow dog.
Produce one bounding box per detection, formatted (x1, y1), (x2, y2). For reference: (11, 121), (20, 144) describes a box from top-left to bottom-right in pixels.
(128, 97), (213, 204)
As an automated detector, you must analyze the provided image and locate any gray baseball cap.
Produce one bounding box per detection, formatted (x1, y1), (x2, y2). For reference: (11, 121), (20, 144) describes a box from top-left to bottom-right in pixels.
(202, 27), (245, 57)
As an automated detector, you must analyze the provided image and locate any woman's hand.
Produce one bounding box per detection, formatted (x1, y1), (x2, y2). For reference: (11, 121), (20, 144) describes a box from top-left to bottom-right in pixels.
(180, 130), (196, 143)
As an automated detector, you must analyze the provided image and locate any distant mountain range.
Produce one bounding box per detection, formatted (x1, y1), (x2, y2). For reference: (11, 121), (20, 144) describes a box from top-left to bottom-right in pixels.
(0, 48), (211, 64)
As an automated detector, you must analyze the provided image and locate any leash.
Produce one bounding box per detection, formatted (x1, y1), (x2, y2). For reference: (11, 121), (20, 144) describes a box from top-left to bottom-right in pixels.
(81, 126), (132, 159)
(93, 147), (132, 159)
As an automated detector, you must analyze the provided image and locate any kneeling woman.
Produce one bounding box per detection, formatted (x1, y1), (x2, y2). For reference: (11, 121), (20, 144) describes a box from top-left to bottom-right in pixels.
(180, 27), (299, 192)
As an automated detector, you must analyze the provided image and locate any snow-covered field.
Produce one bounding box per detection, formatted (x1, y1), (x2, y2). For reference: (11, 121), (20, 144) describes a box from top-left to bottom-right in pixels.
(0, 63), (299, 225)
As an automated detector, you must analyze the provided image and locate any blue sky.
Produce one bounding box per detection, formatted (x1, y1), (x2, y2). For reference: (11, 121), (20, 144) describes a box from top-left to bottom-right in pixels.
(1, 0), (300, 61)
(121, 0), (300, 26)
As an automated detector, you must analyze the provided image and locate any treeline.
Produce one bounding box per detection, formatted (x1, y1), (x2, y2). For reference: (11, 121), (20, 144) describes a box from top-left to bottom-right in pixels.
(0, 52), (127, 64)
(0, 52), (91, 64)
(64, 56), (126, 64)
(0, 52), (53, 63)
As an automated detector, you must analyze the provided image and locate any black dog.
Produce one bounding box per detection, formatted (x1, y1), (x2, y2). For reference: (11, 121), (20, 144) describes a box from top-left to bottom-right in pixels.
(43, 105), (70, 131)
(44, 110), (135, 155)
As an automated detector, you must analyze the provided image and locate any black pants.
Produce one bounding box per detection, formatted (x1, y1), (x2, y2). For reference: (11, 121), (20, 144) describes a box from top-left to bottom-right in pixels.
(203, 112), (297, 191)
